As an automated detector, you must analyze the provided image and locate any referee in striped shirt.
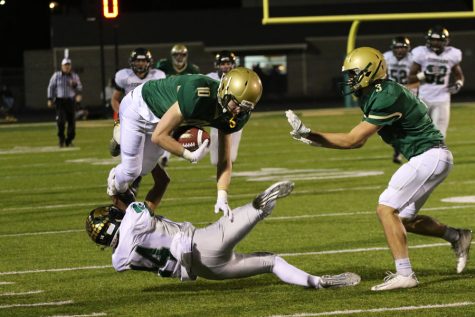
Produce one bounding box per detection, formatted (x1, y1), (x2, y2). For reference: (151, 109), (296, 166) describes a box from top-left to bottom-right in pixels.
(47, 58), (83, 147)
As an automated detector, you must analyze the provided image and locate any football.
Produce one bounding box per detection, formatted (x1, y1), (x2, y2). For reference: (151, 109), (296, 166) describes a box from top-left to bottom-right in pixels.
(176, 127), (210, 151)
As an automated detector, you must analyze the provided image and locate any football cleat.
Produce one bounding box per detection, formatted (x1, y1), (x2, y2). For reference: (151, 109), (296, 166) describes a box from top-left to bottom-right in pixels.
(371, 272), (418, 291)
(252, 181), (294, 217)
(451, 228), (472, 273)
(320, 272), (361, 288)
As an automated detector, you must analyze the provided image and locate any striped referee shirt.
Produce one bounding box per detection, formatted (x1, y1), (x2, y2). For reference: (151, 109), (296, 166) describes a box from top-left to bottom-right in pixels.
(47, 71), (83, 100)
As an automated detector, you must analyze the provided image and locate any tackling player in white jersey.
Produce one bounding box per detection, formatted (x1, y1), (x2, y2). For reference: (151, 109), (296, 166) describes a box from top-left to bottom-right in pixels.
(206, 50), (243, 166)
(383, 36), (414, 164)
(408, 25), (465, 138)
(109, 48), (166, 157)
(87, 180), (361, 289)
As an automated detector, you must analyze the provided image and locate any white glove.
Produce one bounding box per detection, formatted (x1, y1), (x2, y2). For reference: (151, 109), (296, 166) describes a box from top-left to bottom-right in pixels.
(285, 110), (310, 139)
(214, 189), (233, 222)
(181, 139), (210, 163)
(448, 80), (463, 94)
(112, 121), (120, 144)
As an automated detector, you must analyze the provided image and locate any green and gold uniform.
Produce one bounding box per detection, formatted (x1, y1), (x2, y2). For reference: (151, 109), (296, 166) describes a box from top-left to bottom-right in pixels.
(360, 80), (444, 159)
(141, 74), (250, 134)
(156, 59), (200, 76)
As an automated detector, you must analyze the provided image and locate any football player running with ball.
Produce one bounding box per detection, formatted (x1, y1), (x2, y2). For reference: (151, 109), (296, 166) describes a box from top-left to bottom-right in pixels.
(88, 180), (361, 289)
(108, 67), (263, 221)
(286, 47), (472, 291)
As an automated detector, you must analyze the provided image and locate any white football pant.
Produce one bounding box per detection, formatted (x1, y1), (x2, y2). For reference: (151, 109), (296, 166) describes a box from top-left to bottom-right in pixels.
(113, 89), (165, 192)
(379, 147), (453, 220)
(424, 100), (451, 138)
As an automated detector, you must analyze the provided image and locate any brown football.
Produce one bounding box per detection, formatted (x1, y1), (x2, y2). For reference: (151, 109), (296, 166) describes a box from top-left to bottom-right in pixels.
(177, 127), (210, 151)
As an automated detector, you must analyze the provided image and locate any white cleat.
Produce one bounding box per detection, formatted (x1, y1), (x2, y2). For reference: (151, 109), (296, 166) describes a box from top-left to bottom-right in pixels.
(252, 181), (294, 216)
(451, 229), (472, 273)
(371, 272), (419, 291)
(320, 272), (361, 288)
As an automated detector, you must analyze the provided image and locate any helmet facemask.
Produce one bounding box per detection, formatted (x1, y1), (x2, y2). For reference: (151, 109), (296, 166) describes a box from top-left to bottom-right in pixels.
(340, 47), (387, 96)
(171, 44), (188, 70)
(86, 205), (124, 248)
(426, 26), (449, 55)
(217, 68), (262, 115)
(129, 48), (153, 76)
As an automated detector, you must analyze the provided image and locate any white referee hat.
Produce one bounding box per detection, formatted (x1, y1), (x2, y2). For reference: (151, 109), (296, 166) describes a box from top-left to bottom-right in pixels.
(61, 58), (72, 65)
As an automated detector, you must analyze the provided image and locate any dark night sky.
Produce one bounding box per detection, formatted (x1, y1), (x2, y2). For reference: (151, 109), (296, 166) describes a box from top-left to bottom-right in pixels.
(0, 0), (472, 68)
(0, 0), (241, 68)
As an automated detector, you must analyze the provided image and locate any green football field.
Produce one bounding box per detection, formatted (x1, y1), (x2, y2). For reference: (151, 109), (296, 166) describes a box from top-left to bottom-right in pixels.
(1, 103), (474, 317)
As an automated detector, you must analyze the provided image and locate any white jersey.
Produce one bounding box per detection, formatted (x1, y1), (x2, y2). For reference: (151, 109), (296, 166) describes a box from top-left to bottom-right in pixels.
(112, 202), (195, 279)
(383, 51), (413, 84)
(206, 71), (220, 81)
(412, 45), (462, 103)
(114, 68), (166, 95)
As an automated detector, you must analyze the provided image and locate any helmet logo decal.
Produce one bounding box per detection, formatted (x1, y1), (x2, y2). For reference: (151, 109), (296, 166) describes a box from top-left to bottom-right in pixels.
(229, 115), (236, 128)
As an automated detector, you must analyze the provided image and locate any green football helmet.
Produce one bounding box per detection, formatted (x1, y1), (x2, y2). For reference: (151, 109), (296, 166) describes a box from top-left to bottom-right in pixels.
(85, 205), (124, 248)
(217, 67), (263, 113)
(341, 47), (387, 94)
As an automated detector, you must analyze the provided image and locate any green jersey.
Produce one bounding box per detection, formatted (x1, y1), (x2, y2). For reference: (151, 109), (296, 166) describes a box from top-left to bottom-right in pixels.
(360, 80), (444, 159)
(156, 59), (200, 76)
(141, 74), (250, 134)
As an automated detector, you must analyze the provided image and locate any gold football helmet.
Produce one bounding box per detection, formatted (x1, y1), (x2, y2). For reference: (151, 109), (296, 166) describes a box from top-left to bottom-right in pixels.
(85, 205), (123, 248)
(171, 44), (188, 69)
(341, 47), (387, 94)
(217, 67), (263, 113)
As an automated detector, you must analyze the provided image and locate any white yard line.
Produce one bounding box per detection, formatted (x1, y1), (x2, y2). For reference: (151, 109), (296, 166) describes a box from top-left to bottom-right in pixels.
(0, 290), (43, 296)
(0, 265), (111, 276)
(268, 301), (474, 317)
(0, 300), (73, 309)
(0, 281), (15, 285)
(48, 313), (107, 317)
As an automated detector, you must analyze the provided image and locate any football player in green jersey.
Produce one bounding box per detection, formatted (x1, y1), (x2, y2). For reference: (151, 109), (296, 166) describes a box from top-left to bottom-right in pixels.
(107, 67), (263, 222)
(156, 44), (200, 76)
(286, 47), (472, 291)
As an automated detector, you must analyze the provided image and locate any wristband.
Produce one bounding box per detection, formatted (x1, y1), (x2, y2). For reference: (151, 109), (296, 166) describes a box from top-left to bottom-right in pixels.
(217, 189), (228, 200)
(455, 79), (464, 87)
